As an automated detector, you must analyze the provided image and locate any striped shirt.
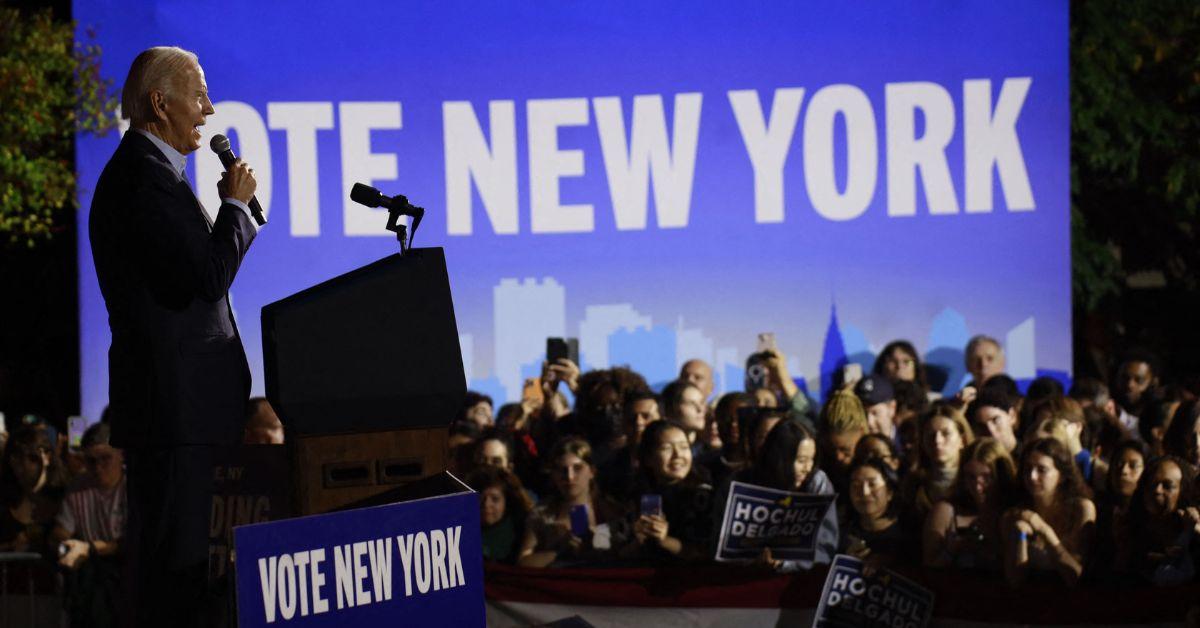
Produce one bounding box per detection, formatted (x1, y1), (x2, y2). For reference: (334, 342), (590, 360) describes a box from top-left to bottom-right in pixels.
(55, 479), (127, 543)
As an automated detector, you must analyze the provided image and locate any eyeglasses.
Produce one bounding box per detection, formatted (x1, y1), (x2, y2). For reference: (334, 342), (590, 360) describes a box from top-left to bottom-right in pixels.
(85, 453), (117, 467)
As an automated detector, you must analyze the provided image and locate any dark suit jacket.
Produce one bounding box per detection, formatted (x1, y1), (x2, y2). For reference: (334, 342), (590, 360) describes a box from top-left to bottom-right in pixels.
(90, 130), (257, 450)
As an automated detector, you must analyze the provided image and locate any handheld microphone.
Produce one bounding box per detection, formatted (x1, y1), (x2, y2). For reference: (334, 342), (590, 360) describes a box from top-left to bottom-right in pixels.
(209, 135), (266, 226)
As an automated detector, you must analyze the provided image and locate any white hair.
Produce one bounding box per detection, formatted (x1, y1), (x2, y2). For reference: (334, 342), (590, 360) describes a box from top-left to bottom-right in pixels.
(120, 46), (199, 125)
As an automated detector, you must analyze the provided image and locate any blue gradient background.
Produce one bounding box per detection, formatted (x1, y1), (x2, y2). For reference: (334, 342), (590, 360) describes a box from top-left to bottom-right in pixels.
(74, 1), (1069, 417)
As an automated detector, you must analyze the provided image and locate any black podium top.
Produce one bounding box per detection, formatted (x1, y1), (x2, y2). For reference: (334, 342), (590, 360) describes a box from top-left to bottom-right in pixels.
(261, 248), (465, 435)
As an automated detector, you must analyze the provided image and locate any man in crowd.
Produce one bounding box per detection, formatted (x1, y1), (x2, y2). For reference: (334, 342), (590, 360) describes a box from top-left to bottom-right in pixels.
(679, 359), (715, 400)
(53, 423), (126, 628)
(1113, 351), (1162, 435)
(965, 335), (1006, 386)
(855, 374), (898, 447)
(90, 46), (262, 626)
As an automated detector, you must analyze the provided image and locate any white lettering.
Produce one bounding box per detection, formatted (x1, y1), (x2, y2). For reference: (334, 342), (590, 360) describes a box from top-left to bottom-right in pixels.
(729, 88), (805, 224)
(198, 101), (273, 221)
(447, 526), (465, 588)
(413, 532), (431, 594)
(886, 82), (958, 216)
(367, 537), (393, 602)
(340, 102), (402, 235)
(352, 541), (371, 606)
(257, 556), (278, 624)
(293, 551), (311, 616)
(964, 78), (1034, 213)
(527, 98), (592, 233)
(277, 553), (297, 621)
(333, 544), (355, 609)
(804, 84), (877, 221)
(396, 534), (415, 597)
(311, 548), (329, 614)
(444, 100), (519, 235)
(268, 102), (335, 236)
(594, 93), (702, 230)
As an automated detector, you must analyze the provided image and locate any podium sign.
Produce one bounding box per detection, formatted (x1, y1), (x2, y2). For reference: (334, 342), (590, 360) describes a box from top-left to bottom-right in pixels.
(234, 490), (484, 626)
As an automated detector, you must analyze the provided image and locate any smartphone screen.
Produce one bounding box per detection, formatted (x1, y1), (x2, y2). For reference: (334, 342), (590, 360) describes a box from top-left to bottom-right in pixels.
(67, 416), (86, 449)
(640, 494), (663, 518)
(569, 504), (590, 538)
(756, 332), (777, 354)
(547, 337), (580, 365)
(842, 363), (863, 388)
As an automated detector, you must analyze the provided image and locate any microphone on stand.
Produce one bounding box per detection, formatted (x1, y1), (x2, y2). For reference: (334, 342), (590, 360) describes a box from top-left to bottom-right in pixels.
(209, 134), (266, 226)
(350, 183), (424, 252)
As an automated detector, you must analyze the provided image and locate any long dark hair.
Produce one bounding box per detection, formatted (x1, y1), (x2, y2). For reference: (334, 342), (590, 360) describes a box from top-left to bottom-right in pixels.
(465, 465), (533, 523)
(1125, 455), (1195, 532)
(1162, 400), (1200, 465)
(752, 420), (818, 492)
(1106, 439), (1150, 499)
(846, 455), (902, 522)
(1015, 437), (1089, 507)
(949, 437), (1017, 514)
(873, 340), (928, 389)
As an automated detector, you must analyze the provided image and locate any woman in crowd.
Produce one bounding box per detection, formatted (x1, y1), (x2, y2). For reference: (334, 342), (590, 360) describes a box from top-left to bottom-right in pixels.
(1001, 438), (1096, 587)
(629, 421), (714, 562)
(1161, 400), (1200, 474)
(743, 420), (839, 571)
(0, 426), (67, 553)
(853, 433), (903, 473)
(840, 455), (913, 567)
(1098, 439), (1148, 522)
(1116, 455), (1200, 585)
(517, 438), (629, 567)
(923, 438), (1016, 572)
(1092, 439), (1150, 579)
(467, 466), (534, 564)
(873, 340), (930, 394)
(903, 403), (974, 518)
(661, 380), (708, 446)
(701, 392), (754, 487)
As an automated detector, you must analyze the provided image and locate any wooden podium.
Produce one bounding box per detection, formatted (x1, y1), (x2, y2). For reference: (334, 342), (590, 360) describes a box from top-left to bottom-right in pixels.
(261, 248), (465, 514)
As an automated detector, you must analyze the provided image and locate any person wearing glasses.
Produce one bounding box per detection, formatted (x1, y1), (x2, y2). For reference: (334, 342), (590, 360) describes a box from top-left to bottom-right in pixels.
(52, 422), (126, 627)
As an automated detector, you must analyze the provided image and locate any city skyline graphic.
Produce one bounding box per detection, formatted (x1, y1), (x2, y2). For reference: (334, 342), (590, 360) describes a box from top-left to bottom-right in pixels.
(461, 276), (1067, 405)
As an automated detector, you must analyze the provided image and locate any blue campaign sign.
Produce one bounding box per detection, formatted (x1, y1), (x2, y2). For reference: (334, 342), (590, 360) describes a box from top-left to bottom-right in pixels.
(233, 491), (485, 627)
(814, 554), (934, 628)
(74, 2), (1070, 422)
(716, 481), (836, 561)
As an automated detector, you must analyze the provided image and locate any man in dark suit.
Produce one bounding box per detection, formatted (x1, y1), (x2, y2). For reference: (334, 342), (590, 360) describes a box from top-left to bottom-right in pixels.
(89, 46), (261, 626)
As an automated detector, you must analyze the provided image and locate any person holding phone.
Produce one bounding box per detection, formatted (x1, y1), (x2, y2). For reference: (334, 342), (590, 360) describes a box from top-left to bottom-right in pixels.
(517, 438), (629, 568)
(629, 421), (714, 562)
(743, 336), (817, 432)
(922, 438), (1017, 572)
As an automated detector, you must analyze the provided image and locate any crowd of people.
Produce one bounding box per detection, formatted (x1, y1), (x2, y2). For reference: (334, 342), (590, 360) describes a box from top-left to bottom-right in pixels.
(456, 336), (1200, 590)
(0, 399), (283, 626)
(0, 336), (1193, 623)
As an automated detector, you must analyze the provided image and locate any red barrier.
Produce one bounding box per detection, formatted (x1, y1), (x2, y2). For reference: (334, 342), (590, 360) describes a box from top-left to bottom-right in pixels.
(485, 563), (1200, 624)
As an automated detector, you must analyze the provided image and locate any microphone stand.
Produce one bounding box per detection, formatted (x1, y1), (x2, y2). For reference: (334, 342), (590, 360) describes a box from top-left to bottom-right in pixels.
(384, 204), (424, 255)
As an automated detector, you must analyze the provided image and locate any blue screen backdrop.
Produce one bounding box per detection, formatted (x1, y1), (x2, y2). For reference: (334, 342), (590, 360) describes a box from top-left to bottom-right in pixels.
(74, 1), (1069, 419)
